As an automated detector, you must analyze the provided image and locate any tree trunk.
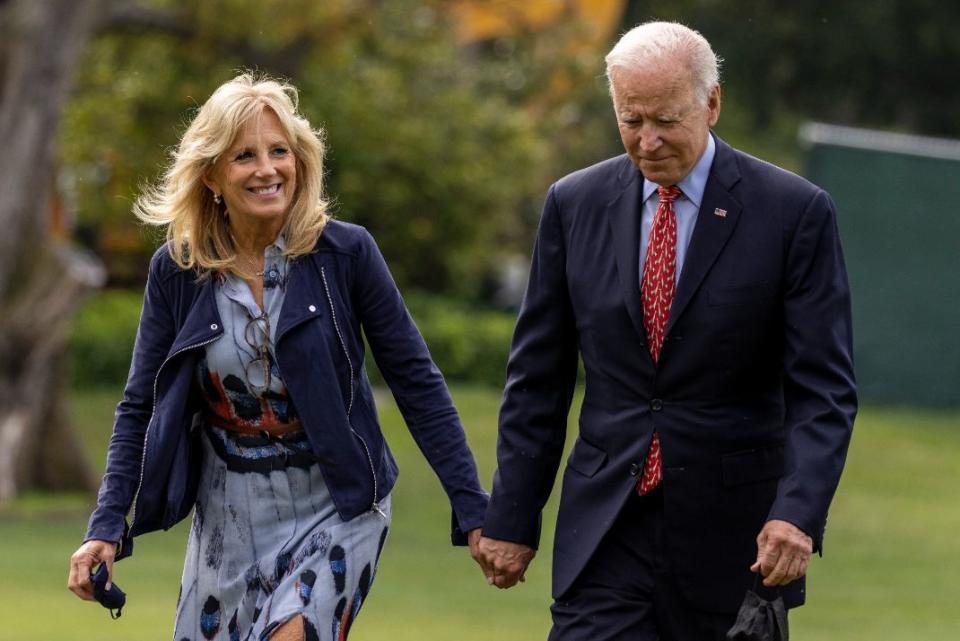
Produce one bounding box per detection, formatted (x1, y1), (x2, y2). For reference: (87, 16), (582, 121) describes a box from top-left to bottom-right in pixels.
(0, 245), (106, 499)
(0, 0), (108, 501)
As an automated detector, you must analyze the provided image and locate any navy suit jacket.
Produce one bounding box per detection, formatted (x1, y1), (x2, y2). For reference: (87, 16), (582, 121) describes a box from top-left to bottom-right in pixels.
(484, 135), (856, 612)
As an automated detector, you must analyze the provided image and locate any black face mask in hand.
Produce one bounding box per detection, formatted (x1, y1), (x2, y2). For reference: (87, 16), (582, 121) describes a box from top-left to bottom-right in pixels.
(91, 563), (126, 619)
(725, 579), (789, 641)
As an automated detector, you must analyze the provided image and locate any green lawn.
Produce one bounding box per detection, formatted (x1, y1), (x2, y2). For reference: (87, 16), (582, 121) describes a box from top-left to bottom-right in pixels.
(1, 386), (958, 640)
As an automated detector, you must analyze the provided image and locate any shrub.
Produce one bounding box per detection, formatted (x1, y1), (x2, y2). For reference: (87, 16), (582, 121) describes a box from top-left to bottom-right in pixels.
(389, 293), (514, 388)
(69, 288), (142, 388)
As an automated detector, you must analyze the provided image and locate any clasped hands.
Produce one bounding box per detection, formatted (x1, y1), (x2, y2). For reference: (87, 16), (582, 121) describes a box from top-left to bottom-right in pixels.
(467, 518), (812, 590)
(467, 529), (536, 589)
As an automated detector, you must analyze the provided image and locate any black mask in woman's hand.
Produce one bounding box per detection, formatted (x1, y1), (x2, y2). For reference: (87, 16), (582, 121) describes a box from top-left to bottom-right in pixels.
(91, 563), (126, 619)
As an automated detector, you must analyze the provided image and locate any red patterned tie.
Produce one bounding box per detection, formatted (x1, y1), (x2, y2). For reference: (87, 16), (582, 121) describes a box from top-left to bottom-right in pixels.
(637, 185), (680, 496)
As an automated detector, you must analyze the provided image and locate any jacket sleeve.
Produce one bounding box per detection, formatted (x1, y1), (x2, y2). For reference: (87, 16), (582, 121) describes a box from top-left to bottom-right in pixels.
(483, 186), (579, 549)
(766, 189), (857, 552)
(83, 251), (177, 558)
(353, 229), (488, 545)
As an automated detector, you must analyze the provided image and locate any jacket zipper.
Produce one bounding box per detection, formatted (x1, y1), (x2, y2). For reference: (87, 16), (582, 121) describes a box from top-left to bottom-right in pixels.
(320, 266), (385, 518)
(126, 334), (221, 539)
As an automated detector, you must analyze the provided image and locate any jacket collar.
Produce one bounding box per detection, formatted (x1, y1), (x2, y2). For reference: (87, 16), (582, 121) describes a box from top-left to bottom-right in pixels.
(606, 133), (744, 344)
(167, 276), (222, 356)
(276, 253), (326, 343)
(166, 251), (326, 357)
(666, 134), (742, 334)
(608, 156), (648, 344)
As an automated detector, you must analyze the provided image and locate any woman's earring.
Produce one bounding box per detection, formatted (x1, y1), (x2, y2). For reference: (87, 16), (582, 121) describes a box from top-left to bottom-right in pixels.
(213, 193), (222, 204)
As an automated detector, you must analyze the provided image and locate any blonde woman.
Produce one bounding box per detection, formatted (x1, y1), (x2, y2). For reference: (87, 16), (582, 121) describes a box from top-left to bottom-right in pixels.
(68, 74), (487, 640)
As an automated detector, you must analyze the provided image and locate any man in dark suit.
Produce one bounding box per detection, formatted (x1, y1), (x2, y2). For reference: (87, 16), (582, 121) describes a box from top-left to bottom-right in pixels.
(474, 21), (856, 640)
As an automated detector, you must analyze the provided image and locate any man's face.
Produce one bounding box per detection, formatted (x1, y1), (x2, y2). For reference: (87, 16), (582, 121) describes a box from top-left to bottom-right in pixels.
(611, 61), (721, 187)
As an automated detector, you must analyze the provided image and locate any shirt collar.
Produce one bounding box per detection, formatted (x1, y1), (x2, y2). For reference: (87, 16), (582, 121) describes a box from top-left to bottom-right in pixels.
(266, 232), (288, 256)
(642, 132), (716, 209)
(218, 232), (288, 301)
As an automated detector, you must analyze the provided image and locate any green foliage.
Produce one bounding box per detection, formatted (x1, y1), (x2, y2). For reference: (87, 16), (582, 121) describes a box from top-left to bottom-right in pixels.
(69, 288), (515, 388)
(373, 293), (515, 388)
(58, 1), (960, 298)
(69, 288), (143, 389)
(303, 4), (549, 296)
(61, 0), (605, 298)
(621, 1), (960, 138)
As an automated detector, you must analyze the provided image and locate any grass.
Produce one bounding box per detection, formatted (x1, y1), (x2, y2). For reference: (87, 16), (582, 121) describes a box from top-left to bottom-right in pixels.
(1, 386), (959, 639)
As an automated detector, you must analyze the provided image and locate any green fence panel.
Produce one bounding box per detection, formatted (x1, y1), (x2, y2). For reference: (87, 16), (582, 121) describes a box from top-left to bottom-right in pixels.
(801, 123), (960, 407)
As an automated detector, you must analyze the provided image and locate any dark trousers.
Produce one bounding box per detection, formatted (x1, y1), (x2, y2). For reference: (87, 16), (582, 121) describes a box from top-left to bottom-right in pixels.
(548, 487), (749, 641)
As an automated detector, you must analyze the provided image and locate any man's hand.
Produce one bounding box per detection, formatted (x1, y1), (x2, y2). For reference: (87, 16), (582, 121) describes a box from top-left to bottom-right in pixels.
(751, 519), (813, 587)
(475, 535), (536, 589)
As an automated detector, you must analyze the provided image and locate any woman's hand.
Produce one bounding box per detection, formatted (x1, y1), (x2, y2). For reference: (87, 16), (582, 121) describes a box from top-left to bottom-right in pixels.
(467, 527), (483, 565)
(68, 539), (117, 600)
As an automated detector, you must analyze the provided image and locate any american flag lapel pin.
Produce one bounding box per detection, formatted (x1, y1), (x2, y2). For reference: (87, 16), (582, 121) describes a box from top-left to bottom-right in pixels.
(713, 207), (727, 218)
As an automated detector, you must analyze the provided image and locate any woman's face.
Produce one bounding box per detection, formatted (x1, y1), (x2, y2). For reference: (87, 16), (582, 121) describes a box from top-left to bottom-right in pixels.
(205, 108), (297, 228)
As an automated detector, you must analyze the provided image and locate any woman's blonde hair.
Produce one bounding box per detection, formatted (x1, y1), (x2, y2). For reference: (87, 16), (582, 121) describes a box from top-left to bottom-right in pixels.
(134, 73), (330, 276)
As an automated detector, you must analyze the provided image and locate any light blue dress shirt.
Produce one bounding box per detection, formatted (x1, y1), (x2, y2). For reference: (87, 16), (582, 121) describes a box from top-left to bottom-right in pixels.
(639, 133), (716, 286)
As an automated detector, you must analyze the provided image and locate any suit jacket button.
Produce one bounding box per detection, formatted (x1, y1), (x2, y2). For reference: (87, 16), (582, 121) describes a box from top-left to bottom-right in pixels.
(650, 398), (663, 411)
(629, 463), (641, 477)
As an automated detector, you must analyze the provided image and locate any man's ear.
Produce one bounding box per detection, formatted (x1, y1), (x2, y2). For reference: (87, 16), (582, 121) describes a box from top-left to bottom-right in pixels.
(707, 85), (722, 127)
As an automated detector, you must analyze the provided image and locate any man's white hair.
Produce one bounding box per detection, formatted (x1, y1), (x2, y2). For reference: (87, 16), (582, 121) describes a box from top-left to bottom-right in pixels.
(605, 21), (722, 105)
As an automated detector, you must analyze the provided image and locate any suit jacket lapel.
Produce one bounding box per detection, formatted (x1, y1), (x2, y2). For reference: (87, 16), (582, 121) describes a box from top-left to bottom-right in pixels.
(667, 135), (743, 334)
(607, 158), (648, 344)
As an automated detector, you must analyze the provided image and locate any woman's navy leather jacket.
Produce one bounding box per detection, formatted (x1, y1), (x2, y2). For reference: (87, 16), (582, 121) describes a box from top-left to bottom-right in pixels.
(84, 221), (488, 559)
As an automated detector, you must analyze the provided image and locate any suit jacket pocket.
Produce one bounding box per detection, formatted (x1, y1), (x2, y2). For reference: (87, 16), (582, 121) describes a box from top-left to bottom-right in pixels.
(567, 437), (607, 478)
(721, 443), (784, 486)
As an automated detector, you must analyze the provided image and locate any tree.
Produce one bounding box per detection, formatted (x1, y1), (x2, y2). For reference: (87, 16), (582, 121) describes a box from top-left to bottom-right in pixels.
(0, 0), (108, 501)
(61, 0), (556, 298)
